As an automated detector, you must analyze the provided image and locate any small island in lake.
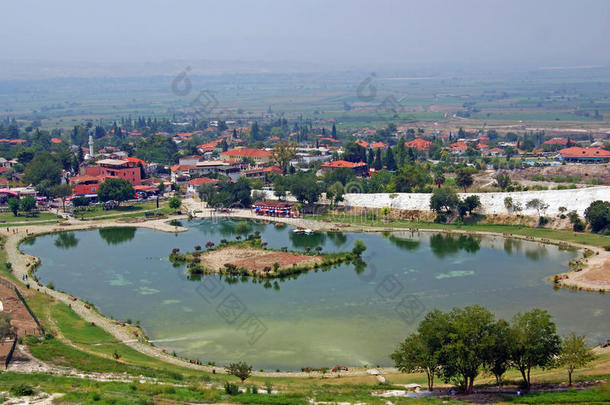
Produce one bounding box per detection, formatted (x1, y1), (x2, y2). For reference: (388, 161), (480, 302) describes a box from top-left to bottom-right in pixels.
(169, 237), (366, 279)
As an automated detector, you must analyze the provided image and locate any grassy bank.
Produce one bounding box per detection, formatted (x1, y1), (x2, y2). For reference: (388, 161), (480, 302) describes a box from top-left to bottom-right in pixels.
(308, 213), (610, 248)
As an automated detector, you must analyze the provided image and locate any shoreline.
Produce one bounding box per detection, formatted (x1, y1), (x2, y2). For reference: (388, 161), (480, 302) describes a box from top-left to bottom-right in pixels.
(2, 210), (609, 378)
(193, 207), (609, 293)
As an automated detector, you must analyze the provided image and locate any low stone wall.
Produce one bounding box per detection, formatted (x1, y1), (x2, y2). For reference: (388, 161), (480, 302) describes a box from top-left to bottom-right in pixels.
(343, 186), (610, 216)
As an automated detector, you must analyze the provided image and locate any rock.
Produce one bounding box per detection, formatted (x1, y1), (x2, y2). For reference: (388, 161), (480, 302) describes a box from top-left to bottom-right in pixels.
(376, 375), (386, 383)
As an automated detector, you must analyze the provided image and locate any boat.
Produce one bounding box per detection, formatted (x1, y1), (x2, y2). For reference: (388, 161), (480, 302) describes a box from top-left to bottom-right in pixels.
(293, 228), (313, 234)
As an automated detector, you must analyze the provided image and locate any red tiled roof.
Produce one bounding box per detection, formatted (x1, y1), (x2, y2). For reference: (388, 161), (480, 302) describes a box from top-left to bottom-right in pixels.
(405, 138), (434, 151)
(319, 137), (340, 143)
(321, 160), (367, 169)
(477, 136), (490, 142)
(125, 157), (147, 166)
(449, 141), (468, 151)
(544, 137), (570, 145)
(187, 177), (218, 186)
(356, 140), (387, 149)
(477, 143), (489, 150)
(0, 167), (8, 173)
(263, 165), (282, 173)
(222, 148), (272, 158)
(559, 147), (610, 158)
(0, 178), (8, 186)
(50, 137), (63, 144)
(170, 164), (197, 172)
(482, 148), (505, 155)
(0, 139), (26, 144)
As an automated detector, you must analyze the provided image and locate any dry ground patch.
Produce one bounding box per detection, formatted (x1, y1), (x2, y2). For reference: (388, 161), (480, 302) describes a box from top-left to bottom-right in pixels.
(199, 246), (322, 274)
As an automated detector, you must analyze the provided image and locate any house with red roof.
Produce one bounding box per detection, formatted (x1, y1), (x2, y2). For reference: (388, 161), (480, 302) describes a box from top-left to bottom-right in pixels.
(50, 137), (63, 144)
(404, 138), (434, 151)
(170, 164), (198, 184)
(482, 147), (505, 157)
(544, 137), (570, 146)
(320, 160), (369, 176)
(0, 139), (26, 145)
(448, 141), (468, 155)
(186, 177), (218, 194)
(558, 147), (610, 163)
(355, 139), (387, 149)
(220, 147), (273, 164)
(476, 143), (490, 151)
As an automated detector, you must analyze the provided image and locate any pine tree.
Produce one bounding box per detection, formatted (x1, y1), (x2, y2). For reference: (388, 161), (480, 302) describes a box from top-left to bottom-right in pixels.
(373, 148), (383, 170)
(385, 148), (397, 171)
(331, 123), (337, 139)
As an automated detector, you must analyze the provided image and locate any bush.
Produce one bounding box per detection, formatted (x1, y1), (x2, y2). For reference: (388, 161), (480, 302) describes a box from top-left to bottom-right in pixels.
(10, 383), (35, 396)
(538, 216), (549, 226)
(434, 214), (447, 223)
(224, 382), (240, 396)
(573, 220), (586, 232)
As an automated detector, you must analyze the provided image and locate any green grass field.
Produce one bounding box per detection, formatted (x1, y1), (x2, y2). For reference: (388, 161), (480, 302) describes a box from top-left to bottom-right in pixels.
(73, 200), (170, 220)
(0, 211), (61, 225)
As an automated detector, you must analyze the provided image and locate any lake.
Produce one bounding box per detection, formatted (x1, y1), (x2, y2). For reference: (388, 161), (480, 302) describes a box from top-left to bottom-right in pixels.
(22, 218), (609, 370)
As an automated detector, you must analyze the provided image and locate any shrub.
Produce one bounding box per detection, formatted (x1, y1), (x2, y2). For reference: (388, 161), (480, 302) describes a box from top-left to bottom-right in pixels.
(224, 382), (239, 396)
(573, 220), (586, 232)
(10, 383), (35, 396)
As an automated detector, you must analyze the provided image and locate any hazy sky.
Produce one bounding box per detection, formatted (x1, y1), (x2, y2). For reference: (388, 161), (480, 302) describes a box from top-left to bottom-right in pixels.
(1, 0), (609, 69)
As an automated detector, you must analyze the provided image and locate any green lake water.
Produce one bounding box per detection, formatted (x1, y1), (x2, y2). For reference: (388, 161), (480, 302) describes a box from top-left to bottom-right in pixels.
(22, 218), (609, 370)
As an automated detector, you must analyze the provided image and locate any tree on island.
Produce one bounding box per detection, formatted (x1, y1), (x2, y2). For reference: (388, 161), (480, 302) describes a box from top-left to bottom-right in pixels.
(227, 361), (252, 382)
(98, 178), (135, 204)
(352, 239), (367, 256)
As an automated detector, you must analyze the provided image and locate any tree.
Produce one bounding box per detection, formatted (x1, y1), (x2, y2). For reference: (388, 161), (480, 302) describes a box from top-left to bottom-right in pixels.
(392, 165), (428, 192)
(352, 239), (367, 256)
(373, 148), (383, 170)
(455, 168), (474, 192)
(495, 172), (511, 191)
(72, 196), (90, 209)
(584, 200), (610, 233)
(227, 361), (252, 382)
(19, 196), (36, 216)
(430, 187), (459, 214)
(331, 123), (337, 139)
(97, 178), (135, 204)
(272, 141), (297, 174)
(8, 198), (19, 216)
(433, 171), (445, 188)
(168, 196), (182, 211)
(0, 313), (16, 340)
(326, 181), (344, 208)
(557, 333), (596, 386)
(439, 306), (496, 394)
(526, 198), (549, 218)
(50, 183), (72, 212)
(486, 319), (512, 388)
(384, 148), (397, 171)
(289, 174), (321, 207)
(504, 197), (514, 214)
(509, 309), (561, 390)
(23, 153), (62, 186)
(391, 333), (440, 391)
(462, 195), (481, 216)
